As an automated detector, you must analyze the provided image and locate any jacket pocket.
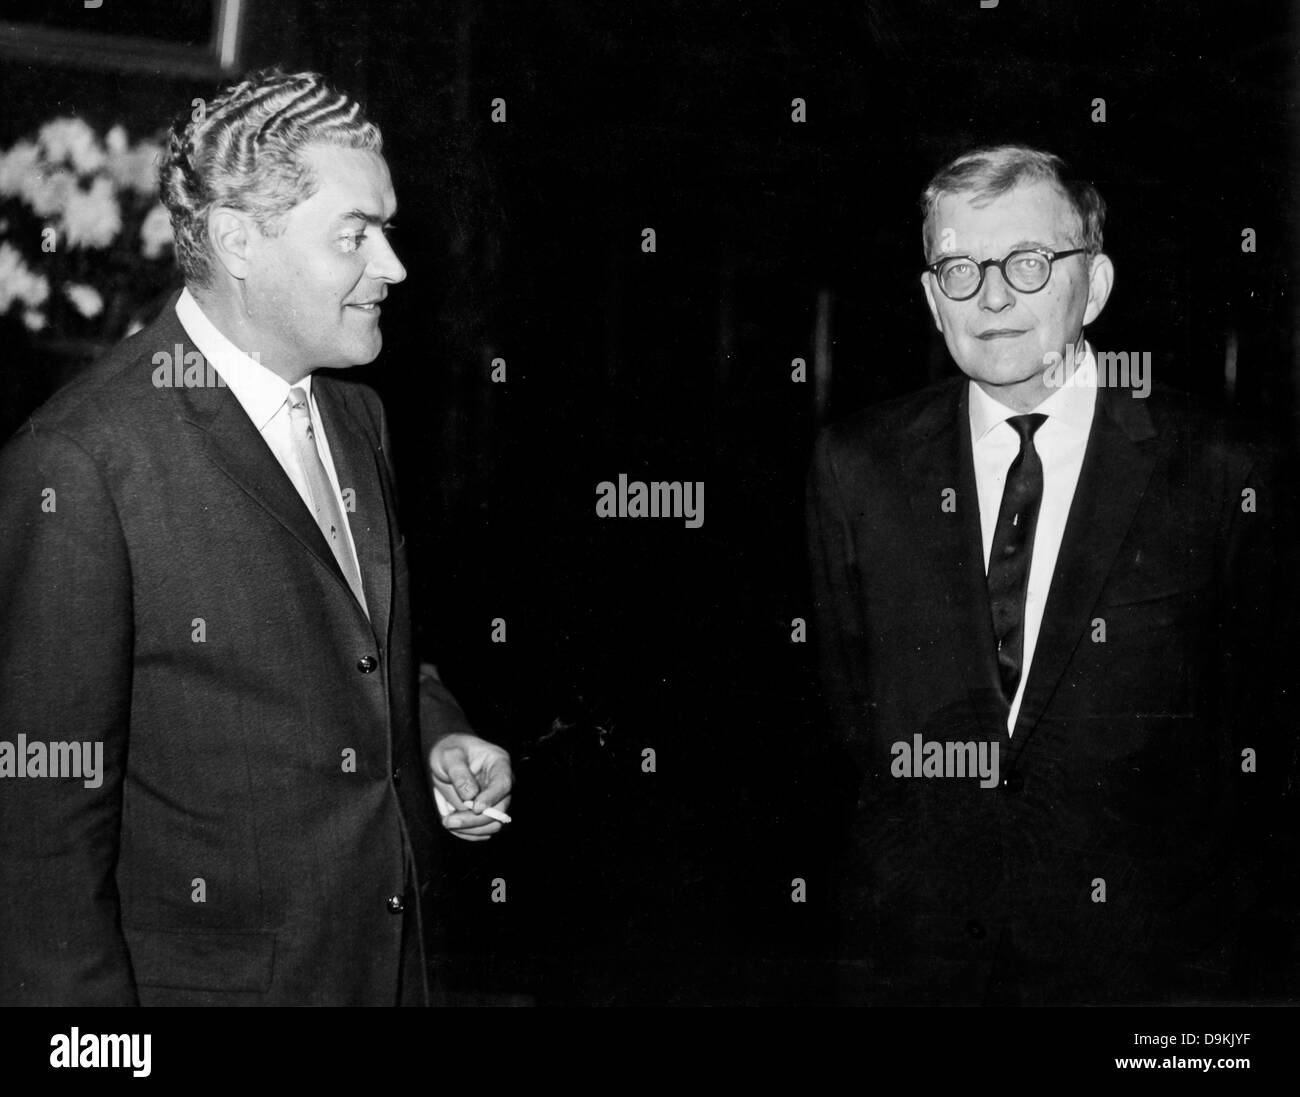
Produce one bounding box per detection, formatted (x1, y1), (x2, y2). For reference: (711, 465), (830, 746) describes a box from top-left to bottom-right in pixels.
(122, 924), (275, 993)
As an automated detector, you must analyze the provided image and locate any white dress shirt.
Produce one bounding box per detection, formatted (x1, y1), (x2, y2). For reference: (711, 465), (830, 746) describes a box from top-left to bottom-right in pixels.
(174, 289), (368, 614)
(969, 344), (1098, 733)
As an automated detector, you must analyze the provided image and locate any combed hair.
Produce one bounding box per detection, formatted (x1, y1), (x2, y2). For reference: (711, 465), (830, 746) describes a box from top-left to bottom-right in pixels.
(919, 145), (1105, 261)
(159, 69), (382, 286)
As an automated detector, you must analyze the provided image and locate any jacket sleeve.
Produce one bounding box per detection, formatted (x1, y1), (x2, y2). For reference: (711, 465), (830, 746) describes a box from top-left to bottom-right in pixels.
(367, 387), (480, 761)
(805, 427), (873, 758)
(418, 663), (478, 756)
(0, 424), (138, 1005)
(1219, 436), (1300, 992)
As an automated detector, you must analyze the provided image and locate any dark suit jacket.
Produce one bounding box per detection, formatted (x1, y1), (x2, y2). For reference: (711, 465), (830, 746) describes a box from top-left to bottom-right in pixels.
(807, 374), (1296, 1005)
(0, 303), (474, 1005)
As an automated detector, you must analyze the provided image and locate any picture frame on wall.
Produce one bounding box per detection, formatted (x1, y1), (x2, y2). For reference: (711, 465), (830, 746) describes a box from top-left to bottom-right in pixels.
(0, 0), (244, 78)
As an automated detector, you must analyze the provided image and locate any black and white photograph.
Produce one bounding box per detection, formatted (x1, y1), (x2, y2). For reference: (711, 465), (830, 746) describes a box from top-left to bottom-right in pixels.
(0, 0), (1296, 1080)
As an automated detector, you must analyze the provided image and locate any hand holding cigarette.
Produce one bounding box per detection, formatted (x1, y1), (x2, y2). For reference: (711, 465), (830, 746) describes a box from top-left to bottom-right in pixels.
(427, 733), (514, 841)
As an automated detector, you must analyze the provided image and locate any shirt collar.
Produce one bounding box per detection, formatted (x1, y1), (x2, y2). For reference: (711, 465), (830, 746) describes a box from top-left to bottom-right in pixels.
(968, 341), (1097, 443)
(174, 288), (310, 431)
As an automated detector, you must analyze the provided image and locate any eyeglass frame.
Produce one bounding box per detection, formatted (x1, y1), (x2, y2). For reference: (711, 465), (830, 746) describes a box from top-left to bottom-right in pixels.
(923, 246), (1088, 301)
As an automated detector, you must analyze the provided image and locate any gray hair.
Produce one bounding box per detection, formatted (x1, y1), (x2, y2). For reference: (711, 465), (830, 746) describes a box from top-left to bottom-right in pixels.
(919, 144), (1105, 261)
(159, 69), (382, 286)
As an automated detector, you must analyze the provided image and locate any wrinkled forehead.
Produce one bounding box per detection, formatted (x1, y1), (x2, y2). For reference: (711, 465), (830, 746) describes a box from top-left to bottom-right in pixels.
(927, 180), (1081, 256)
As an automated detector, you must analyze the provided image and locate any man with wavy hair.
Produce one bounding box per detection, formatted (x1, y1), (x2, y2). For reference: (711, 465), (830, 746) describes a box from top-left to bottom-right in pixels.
(0, 70), (511, 1005)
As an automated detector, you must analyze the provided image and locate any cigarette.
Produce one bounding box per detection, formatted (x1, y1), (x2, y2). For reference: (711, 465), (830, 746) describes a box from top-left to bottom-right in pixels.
(481, 806), (512, 824)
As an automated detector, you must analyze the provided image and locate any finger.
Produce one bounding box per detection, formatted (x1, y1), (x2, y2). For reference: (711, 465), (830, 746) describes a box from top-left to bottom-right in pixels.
(447, 826), (499, 840)
(444, 813), (501, 836)
(467, 794), (511, 821)
(433, 782), (472, 814)
(452, 816), (501, 831)
(443, 758), (481, 806)
(470, 792), (511, 814)
(451, 824), (501, 838)
(470, 769), (513, 811)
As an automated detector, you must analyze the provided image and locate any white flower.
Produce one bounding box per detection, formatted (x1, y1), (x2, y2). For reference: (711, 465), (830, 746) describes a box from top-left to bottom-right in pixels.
(140, 203), (173, 259)
(24, 168), (76, 218)
(106, 125), (128, 156)
(64, 282), (104, 319)
(107, 138), (161, 197)
(23, 308), (47, 332)
(60, 176), (122, 249)
(0, 242), (23, 313)
(38, 117), (105, 176)
(27, 271), (50, 308)
(0, 140), (41, 199)
(0, 241), (50, 315)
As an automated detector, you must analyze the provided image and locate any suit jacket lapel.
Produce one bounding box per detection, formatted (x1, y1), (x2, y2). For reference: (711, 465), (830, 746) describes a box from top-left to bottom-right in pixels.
(161, 309), (381, 638)
(900, 380), (1009, 742)
(1007, 383), (1159, 759)
(313, 376), (394, 648)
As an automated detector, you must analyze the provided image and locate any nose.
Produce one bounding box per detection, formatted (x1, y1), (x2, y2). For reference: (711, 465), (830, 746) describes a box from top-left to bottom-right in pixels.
(368, 232), (407, 285)
(976, 263), (1013, 312)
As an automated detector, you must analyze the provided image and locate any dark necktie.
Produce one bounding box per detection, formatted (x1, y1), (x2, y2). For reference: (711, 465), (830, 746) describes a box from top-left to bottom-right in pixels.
(987, 413), (1048, 703)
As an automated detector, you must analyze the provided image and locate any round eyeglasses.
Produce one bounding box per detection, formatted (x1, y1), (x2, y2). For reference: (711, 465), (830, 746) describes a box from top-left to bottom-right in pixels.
(925, 247), (1087, 301)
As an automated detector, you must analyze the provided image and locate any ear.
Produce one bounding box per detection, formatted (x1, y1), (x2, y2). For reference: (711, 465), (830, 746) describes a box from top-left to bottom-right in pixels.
(208, 207), (256, 282)
(920, 272), (944, 333)
(1081, 252), (1114, 326)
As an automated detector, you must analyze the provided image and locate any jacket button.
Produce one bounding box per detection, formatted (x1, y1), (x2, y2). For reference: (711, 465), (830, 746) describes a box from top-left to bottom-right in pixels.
(392, 767), (402, 785)
(1001, 771), (1024, 795)
(387, 895), (404, 914)
(966, 919), (986, 940)
(357, 655), (378, 673)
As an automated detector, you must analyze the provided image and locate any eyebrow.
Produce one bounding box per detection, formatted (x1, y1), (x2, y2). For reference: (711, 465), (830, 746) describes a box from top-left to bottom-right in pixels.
(336, 208), (396, 228)
(932, 239), (1056, 261)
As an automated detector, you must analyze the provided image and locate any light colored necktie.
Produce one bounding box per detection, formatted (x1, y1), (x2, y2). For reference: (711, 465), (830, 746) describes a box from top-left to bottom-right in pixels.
(287, 386), (367, 614)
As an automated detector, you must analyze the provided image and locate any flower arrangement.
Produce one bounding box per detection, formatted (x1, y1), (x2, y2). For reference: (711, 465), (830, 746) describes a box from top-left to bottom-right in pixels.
(0, 117), (177, 345)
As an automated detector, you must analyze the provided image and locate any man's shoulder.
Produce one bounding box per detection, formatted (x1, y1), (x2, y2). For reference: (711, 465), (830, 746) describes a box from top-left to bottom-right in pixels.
(815, 376), (964, 464)
(1125, 380), (1280, 475)
(8, 306), (189, 454)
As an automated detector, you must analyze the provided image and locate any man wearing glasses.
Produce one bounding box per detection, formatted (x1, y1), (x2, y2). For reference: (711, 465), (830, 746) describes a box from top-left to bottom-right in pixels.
(807, 145), (1294, 1004)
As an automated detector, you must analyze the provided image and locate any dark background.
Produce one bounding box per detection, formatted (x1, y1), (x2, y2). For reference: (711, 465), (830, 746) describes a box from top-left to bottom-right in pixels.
(2, 0), (1297, 1004)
